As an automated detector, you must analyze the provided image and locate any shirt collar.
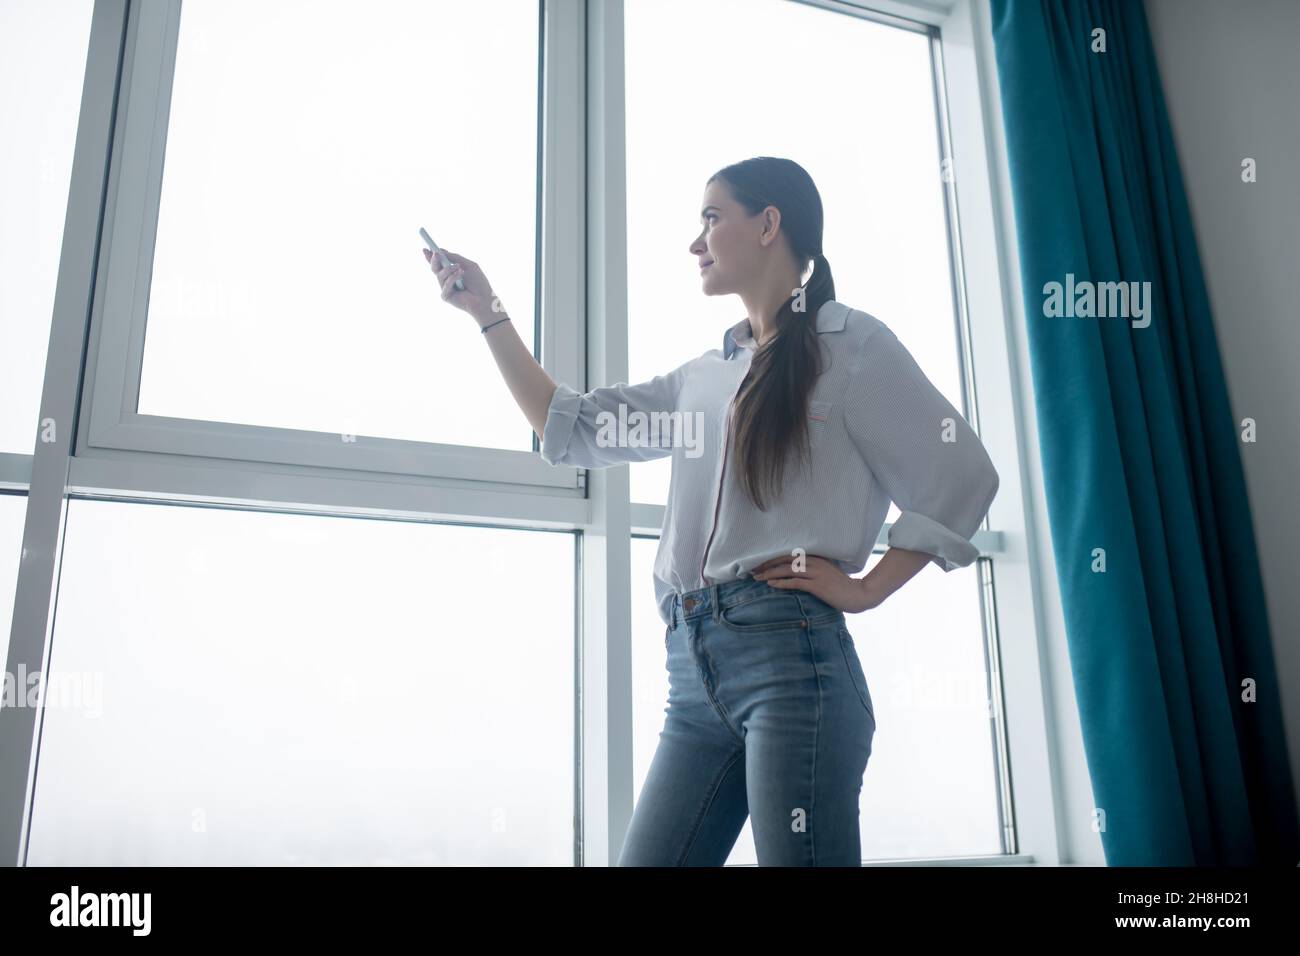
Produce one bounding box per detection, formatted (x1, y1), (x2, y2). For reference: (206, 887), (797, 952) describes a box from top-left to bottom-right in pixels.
(723, 300), (849, 359)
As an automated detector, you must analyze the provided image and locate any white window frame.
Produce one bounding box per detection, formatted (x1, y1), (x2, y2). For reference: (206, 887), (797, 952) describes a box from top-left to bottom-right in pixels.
(77, 0), (584, 492)
(3, 0), (1080, 868)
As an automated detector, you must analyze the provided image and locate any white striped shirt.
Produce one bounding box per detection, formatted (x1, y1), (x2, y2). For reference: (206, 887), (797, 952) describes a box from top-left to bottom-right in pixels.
(540, 300), (1000, 626)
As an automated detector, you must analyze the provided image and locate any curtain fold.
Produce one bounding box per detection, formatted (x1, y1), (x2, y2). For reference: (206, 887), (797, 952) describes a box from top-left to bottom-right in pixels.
(988, 0), (1297, 865)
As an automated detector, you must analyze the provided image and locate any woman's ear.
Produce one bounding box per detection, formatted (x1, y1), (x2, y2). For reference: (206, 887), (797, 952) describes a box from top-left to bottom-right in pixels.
(760, 206), (782, 246)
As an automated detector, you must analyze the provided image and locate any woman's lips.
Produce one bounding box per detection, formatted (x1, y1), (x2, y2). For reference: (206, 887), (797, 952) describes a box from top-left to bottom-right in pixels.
(700, 261), (714, 272)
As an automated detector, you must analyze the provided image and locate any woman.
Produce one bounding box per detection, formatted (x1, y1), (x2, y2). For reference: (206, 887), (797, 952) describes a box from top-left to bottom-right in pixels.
(425, 156), (1000, 866)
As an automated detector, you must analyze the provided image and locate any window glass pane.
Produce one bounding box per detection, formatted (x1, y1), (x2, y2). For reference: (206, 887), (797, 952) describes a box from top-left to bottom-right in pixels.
(625, 0), (960, 507)
(0, 0), (94, 454)
(27, 500), (575, 865)
(845, 553), (1002, 858)
(0, 493), (27, 661)
(632, 538), (1002, 863)
(137, 0), (539, 450)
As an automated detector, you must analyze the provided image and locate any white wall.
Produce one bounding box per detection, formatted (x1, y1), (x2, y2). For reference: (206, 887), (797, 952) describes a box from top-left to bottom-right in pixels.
(1143, 0), (1300, 805)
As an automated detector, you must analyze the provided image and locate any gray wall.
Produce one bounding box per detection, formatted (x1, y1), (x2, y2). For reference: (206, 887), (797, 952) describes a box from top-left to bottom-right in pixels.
(1144, 0), (1300, 809)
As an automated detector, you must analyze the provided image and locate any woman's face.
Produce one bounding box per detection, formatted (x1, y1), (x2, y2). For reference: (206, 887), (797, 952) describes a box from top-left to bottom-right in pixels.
(689, 179), (776, 297)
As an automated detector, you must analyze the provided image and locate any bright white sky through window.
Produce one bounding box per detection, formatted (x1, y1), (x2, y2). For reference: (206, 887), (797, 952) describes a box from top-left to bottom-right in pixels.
(137, 0), (539, 450)
(27, 501), (575, 865)
(625, 0), (961, 507)
(3, 0), (1004, 866)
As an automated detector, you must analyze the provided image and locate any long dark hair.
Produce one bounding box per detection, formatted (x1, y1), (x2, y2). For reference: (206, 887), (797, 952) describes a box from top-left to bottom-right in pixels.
(708, 157), (836, 511)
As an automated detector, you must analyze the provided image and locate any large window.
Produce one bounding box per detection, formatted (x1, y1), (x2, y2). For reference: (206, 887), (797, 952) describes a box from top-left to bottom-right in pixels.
(4, 0), (1031, 868)
(0, 0), (95, 454)
(624, 0), (1013, 864)
(76, 0), (573, 491)
(26, 500), (576, 866)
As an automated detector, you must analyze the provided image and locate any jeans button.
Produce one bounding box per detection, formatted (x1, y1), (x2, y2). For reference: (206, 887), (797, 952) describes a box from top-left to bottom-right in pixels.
(684, 597), (698, 611)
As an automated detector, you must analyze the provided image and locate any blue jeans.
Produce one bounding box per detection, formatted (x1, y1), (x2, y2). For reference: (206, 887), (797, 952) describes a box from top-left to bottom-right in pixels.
(618, 576), (876, 866)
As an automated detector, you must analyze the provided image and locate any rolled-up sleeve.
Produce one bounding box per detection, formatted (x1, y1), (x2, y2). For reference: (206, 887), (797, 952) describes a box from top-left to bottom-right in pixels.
(845, 325), (999, 571)
(540, 357), (696, 469)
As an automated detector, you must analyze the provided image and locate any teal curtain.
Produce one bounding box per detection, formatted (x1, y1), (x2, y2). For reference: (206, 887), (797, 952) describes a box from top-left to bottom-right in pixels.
(988, 0), (1297, 865)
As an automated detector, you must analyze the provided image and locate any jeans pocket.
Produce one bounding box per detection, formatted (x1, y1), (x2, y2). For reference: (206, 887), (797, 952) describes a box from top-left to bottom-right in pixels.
(838, 626), (875, 724)
(718, 591), (807, 633)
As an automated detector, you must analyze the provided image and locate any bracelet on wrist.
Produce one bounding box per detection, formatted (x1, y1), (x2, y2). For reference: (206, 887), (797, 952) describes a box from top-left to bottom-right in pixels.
(480, 315), (511, 334)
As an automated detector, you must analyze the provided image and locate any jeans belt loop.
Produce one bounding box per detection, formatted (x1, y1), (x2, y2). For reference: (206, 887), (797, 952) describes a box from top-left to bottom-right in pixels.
(710, 583), (721, 622)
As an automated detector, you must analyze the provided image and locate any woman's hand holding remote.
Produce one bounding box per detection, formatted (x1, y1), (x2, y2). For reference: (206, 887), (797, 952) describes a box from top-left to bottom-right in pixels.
(423, 247), (503, 329)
